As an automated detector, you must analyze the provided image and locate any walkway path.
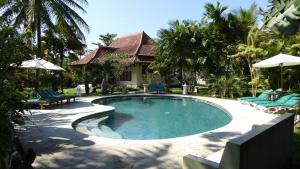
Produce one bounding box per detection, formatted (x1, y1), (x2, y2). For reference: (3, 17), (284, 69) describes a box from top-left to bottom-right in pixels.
(17, 95), (276, 169)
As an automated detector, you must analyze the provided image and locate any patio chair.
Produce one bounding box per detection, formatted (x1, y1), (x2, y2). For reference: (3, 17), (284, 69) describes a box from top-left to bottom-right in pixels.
(257, 98), (300, 113)
(238, 89), (273, 102)
(280, 98), (300, 108)
(46, 88), (76, 102)
(38, 89), (64, 104)
(148, 82), (166, 94)
(21, 98), (56, 110)
(255, 94), (300, 112)
(157, 83), (166, 93)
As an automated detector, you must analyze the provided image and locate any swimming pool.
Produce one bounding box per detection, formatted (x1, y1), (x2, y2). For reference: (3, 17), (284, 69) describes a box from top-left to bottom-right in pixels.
(74, 96), (232, 140)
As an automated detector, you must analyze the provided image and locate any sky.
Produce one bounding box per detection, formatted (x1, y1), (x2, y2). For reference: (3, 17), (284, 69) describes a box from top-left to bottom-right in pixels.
(81, 0), (269, 50)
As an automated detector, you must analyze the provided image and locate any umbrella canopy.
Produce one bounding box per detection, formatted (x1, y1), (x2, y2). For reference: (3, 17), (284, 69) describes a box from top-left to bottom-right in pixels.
(19, 58), (65, 71)
(253, 53), (300, 68)
(253, 53), (300, 90)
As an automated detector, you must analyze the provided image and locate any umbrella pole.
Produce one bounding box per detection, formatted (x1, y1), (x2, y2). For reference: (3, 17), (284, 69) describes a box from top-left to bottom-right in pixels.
(280, 64), (283, 90)
(35, 69), (40, 94)
(27, 69), (29, 88)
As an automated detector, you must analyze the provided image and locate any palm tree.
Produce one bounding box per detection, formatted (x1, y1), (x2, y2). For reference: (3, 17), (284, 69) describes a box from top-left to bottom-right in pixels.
(100, 33), (117, 46)
(92, 33), (118, 46)
(235, 3), (258, 42)
(157, 20), (202, 84)
(203, 2), (228, 32)
(42, 28), (85, 92)
(0, 0), (89, 91)
(232, 27), (270, 96)
(203, 1), (228, 22)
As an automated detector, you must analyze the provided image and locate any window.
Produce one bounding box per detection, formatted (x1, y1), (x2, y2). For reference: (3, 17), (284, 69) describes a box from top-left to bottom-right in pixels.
(120, 67), (131, 81)
(142, 65), (148, 75)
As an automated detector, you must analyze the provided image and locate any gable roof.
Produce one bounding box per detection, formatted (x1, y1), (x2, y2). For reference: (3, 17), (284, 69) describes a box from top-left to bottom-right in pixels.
(138, 45), (157, 56)
(71, 31), (157, 66)
(71, 47), (117, 66)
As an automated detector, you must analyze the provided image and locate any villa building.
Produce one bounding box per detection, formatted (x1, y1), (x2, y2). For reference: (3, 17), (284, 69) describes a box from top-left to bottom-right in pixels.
(71, 31), (157, 88)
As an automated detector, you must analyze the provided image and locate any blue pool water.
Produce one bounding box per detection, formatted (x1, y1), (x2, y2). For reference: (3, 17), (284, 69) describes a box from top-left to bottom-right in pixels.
(75, 96), (232, 140)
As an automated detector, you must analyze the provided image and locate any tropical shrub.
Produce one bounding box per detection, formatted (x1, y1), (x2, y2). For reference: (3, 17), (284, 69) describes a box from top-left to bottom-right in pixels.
(0, 27), (32, 169)
(157, 20), (204, 84)
(208, 75), (244, 98)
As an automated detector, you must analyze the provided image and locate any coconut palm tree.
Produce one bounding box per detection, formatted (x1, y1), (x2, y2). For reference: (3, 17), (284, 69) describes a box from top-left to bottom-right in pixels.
(0, 0), (89, 57)
(42, 28), (85, 92)
(0, 0), (89, 90)
(92, 33), (118, 46)
(235, 3), (258, 42)
(203, 1), (228, 23)
(203, 1), (229, 32)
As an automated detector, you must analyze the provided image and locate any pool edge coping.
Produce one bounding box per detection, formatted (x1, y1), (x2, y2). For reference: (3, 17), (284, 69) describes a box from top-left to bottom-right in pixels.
(71, 94), (275, 143)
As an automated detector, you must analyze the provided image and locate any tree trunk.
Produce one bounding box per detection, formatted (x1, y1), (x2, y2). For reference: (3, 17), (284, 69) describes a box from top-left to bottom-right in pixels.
(247, 57), (255, 97)
(179, 57), (183, 86)
(84, 79), (89, 96)
(83, 66), (89, 95)
(59, 50), (64, 93)
(35, 0), (42, 93)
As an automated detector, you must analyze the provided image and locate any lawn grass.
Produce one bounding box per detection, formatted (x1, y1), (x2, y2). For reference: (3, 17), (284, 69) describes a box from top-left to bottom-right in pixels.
(61, 87), (144, 96)
(170, 87), (182, 94)
(293, 122), (300, 162)
(62, 88), (77, 95)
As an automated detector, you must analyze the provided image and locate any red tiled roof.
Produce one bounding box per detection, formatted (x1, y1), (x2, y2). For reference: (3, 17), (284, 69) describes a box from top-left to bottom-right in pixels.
(138, 45), (157, 56)
(71, 47), (117, 66)
(71, 31), (157, 66)
(109, 32), (142, 55)
(136, 55), (155, 64)
(71, 48), (98, 66)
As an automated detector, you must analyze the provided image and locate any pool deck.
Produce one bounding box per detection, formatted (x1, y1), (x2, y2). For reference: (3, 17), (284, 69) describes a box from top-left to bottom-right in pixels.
(17, 94), (277, 169)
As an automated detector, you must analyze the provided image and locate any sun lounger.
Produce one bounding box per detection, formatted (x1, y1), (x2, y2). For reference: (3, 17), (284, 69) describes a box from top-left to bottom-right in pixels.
(255, 94), (300, 112)
(254, 93), (299, 106)
(148, 82), (166, 94)
(38, 90), (64, 103)
(46, 89), (76, 102)
(21, 98), (57, 110)
(238, 89), (274, 104)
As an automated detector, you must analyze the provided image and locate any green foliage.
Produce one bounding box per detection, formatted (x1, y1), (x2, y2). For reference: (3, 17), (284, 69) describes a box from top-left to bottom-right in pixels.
(231, 27), (269, 96)
(0, 27), (32, 169)
(96, 53), (131, 81)
(92, 33), (118, 46)
(83, 53), (131, 94)
(293, 122), (300, 162)
(200, 1), (255, 78)
(0, 0), (89, 92)
(234, 3), (258, 41)
(0, 0), (89, 40)
(264, 0), (300, 36)
(208, 75), (244, 98)
(203, 1), (228, 25)
(42, 27), (86, 91)
(285, 32), (300, 56)
(157, 20), (204, 83)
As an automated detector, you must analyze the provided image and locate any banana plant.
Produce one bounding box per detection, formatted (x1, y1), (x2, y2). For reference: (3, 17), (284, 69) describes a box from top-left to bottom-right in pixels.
(263, 0), (300, 36)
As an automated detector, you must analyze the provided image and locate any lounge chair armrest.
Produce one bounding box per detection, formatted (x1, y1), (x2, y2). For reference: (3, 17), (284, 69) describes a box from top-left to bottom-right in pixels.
(183, 154), (219, 169)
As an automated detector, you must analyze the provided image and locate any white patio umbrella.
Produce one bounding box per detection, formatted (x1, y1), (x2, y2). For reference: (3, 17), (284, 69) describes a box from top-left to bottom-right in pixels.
(19, 58), (65, 71)
(12, 58), (65, 92)
(253, 53), (300, 90)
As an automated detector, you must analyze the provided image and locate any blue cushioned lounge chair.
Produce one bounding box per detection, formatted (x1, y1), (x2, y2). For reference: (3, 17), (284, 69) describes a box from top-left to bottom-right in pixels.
(239, 89), (273, 102)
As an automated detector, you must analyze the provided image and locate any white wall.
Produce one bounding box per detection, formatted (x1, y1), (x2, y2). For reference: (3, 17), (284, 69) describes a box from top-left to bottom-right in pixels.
(118, 64), (143, 89)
